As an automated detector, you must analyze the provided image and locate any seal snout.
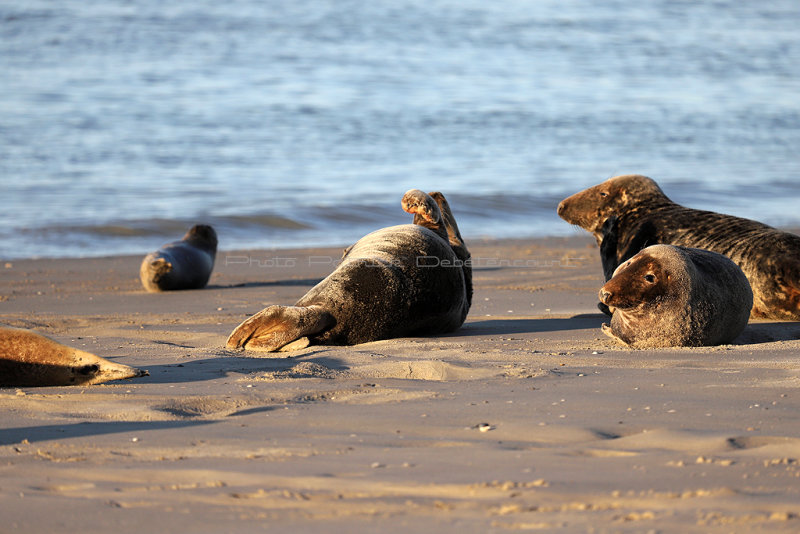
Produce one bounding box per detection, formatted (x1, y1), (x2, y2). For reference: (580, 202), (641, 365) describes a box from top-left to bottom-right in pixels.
(598, 287), (613, 305)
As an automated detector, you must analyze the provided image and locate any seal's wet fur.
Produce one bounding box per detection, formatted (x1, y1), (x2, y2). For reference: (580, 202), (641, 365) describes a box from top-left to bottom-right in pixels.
(227, 190), (472, 352)
(140, 224), (218, 292)
(558, 174), (800, 320)
(599, 245), (752, 348)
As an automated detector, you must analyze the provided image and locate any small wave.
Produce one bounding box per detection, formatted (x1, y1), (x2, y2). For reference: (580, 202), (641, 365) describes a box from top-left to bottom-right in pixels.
(23, 219), (200, 239)
(1, 193), (563, 259)
(221, 214), (312, 230)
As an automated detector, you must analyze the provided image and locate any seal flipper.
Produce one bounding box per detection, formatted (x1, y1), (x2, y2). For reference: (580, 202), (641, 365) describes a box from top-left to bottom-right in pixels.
(597, 216), (620, 316)
(226, 305), (335, 352)
(601, 322), (628, 345)
(599, 216), (619, 282)
(402, 189), (449, 242)
(598, 217), (658, 317)
(428, 191), (467, 251)
(428, 190), (473, 308)
(618, 220), (658, 264)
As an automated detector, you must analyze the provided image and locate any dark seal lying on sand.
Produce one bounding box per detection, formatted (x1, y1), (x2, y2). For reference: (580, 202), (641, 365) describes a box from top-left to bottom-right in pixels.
(599, 245), (753, 348)
(0, 326), (147, 387)
(226, 190), (472, 352)
(139, 224), (218, 292)
(558, 174), (800, 320)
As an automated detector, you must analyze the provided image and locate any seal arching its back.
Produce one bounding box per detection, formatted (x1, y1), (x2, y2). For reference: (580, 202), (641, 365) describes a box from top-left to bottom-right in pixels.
(226, 190), (472, 352)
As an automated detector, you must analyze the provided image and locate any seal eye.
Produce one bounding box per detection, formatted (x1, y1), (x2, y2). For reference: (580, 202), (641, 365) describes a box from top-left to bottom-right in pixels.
(644, 274), (656, 283)
(599, 192), (608, 198)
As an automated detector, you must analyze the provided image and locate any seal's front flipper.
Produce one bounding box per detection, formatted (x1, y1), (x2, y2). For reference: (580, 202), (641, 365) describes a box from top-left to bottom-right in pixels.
(599, 215), (619, 282)
(597, 216), (619, 317)
(601, 322), (628, 346)
(226, 305), (334, 353)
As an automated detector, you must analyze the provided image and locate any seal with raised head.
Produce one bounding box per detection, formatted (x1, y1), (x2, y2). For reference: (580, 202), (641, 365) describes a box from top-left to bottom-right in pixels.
(0, 326), (148, 387)
(598, 245), (752, 348)
(558, 174), (800, 320)
(140, 224), (218, 292)
(226, 190), (472, 352)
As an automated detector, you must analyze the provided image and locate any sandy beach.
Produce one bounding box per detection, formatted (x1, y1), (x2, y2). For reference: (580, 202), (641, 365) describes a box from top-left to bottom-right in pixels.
(2, 234), (800, 533)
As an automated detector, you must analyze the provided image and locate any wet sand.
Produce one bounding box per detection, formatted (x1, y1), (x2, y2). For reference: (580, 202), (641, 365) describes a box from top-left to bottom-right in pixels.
(1, 235), (800, 533)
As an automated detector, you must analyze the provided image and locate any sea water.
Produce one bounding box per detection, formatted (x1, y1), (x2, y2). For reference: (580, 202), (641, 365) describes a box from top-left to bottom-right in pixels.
(1, 0), (799, 259)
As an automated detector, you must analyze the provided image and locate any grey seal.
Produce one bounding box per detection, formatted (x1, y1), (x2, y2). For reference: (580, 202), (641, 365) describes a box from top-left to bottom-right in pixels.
(558, 174), (800, 320)
(140, 224), (218, 292)
(226, 190), (472, 352)
(599, 245), (753, 348)
(0, 326), (147, 387)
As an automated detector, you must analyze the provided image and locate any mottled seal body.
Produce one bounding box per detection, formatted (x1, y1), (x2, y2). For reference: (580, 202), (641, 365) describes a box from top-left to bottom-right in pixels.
(0, 327), (147, 387)
(140, 225), (218, 292)
(599, 245), (752, 348)
(227, 190), (472, 352)
(558, 174), (800, 320)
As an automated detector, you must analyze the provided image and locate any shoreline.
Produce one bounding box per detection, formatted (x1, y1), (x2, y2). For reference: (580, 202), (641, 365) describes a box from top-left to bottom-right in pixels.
(2, 235), (800, 533)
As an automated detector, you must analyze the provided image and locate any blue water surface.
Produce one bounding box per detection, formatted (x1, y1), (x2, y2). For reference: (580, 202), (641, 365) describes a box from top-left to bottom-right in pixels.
(1, 0), (799, 258)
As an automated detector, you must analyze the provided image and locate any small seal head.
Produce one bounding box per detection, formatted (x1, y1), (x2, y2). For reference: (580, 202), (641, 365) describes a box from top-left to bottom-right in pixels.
(183, 224), (218, 252)
(599, 251), (669, 311)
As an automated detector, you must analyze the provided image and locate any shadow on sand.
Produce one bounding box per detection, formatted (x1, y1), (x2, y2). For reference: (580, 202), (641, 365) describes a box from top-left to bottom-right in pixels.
(210, 278), (323, 290)
(735, 322), (800, 344)
(136, 351), (346, 385)
(0, 420), (216, 446)
(452, 314), (606, 337)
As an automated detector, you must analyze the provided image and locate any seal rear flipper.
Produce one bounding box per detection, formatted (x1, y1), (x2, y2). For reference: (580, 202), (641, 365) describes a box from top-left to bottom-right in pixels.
(428, 191), (467, 252)
(402, 189), (449, 242)
(226, 305), (335, 352)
